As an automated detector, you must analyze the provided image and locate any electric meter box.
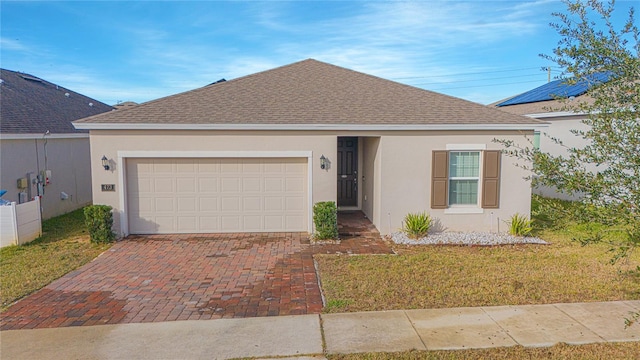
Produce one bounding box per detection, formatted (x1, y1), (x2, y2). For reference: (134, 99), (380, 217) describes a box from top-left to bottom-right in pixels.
(17, 177), (28, 189)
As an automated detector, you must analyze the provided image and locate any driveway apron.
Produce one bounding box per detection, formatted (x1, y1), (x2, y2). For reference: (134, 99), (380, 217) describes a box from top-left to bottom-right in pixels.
(1, 226), (391, 330)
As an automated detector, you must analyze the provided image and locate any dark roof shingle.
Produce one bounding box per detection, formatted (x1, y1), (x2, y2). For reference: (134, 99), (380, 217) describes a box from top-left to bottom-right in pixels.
(75, 59), (541, 127)
(0, 69), (113, 134)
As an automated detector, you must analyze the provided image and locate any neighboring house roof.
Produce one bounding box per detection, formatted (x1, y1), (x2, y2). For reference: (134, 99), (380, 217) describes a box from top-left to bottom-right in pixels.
(74, 59), (543, 131)
(0, 68), (113, 134)
(113, 101), (139, 110)
(492, 73), (609, 117)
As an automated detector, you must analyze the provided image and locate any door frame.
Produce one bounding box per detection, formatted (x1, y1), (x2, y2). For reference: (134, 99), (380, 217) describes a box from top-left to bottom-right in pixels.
(116, 150), (313, 237)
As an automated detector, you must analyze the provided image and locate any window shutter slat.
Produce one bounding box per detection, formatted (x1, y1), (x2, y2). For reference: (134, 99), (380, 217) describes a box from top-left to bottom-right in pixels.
(482, 150), (501, 209)
(431, 151), (449, 209)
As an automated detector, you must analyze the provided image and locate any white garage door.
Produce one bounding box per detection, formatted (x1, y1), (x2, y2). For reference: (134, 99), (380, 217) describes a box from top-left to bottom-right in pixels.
(126, 158), (308, 234)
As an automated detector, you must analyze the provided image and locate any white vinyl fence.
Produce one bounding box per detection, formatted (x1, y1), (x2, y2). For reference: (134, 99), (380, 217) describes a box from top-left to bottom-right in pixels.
(0, 197), (42, 248)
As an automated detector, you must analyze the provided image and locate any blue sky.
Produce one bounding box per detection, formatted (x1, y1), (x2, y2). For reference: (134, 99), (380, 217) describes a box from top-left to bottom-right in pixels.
(1, 1), (634, 105)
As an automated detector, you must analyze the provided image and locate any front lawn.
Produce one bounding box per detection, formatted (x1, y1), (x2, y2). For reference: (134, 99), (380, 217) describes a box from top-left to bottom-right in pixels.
(0, 208), (111, 310)
(326, 342), (640, 360)
(318, 197), (640, 313)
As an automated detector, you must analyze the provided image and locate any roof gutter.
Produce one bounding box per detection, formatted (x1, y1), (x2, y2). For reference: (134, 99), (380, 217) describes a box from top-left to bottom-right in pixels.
(525, 111), (587, 119)
(0, 133), (89, 140)
(73, 123), (547, 131)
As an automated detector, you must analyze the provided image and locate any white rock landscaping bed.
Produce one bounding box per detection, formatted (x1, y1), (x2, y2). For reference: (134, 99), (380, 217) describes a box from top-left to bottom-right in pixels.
(390, 231), (548, 246)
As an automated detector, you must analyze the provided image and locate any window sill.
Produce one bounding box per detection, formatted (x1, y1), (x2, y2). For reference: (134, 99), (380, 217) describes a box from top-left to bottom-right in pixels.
(444, 207), (484, 214)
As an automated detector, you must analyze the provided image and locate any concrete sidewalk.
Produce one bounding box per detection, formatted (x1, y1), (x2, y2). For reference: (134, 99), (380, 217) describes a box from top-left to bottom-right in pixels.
(2, 301), (639, 359)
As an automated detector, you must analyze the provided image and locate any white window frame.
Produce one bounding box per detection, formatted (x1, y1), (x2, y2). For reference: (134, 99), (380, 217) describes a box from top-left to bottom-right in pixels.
(444, 144), (485, 214)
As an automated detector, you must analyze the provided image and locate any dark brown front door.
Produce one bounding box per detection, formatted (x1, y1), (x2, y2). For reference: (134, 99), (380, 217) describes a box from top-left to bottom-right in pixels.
(337, 137), (358, 207)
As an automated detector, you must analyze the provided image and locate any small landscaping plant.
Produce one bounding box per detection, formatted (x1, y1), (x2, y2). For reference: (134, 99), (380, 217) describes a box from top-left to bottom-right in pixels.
(402, 212), (432, 239)
(508, 213), (533, 237)
(84, 205), (116, 243)
(313, 201), (338, 240)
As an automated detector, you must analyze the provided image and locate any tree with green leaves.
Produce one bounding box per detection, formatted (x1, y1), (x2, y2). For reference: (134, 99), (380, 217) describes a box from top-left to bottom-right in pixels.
(497, 0), (639, 256)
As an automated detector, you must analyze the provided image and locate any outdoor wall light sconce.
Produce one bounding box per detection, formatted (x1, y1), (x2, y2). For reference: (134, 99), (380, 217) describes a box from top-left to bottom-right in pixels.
(320, 155), (327, 170)
(101, 155), (110, 171)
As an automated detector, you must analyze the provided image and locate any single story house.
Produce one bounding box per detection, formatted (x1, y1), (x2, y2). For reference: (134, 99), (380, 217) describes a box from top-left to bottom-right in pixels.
(492, 74), (608, 199)
(73, 59), (544, 237)
(0, 69), (113, 219)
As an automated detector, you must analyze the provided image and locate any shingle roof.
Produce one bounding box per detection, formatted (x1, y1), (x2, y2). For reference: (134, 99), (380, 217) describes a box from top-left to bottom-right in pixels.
(74, 59), (542, 128)
(1, 69), (113, 134)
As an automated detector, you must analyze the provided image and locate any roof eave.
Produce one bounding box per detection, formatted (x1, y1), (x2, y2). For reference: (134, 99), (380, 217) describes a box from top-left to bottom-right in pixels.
(0, 133), (90, 140)
(73, 123), (548, 131)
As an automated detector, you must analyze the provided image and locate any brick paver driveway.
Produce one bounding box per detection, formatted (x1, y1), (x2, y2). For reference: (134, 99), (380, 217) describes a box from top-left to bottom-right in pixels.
(1, 230), (391, 330)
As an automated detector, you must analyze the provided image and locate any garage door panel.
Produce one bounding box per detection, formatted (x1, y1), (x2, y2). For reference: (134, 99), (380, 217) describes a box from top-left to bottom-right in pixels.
(221, 177), (240, 192)
(154, 178), (174, 192)
(198, 160), (220, 173)
(176, 178), (196, 192)
(129, 178), (152, 193)
(127, 157), (307, 234)
(243, 197), (262, 211)
(153, 160), (174, 173)
(220, 160), (240, 172)
(265, 216), (284, 229)
(199, 216), (219, 231)
(198, 178), (218, 192)
(264, 197), (284, 211)
(242, 162), (261, 173)
(286, 161), (306, 173)
(221, 216), (241, 231)
(265, 178), (283, 192)
(243, 216), (263, 231)
(177, 198), (197, 211)
(177, 216), (197, 231)
(176, 160), (196, 173)
(243, 177), (261, 192)
(221, 197), (240, 211)
(155, 198), (175, 212)
(264, 162), (285, 173)
(199, 197), (219, 211)
(286, 178), (305, 191)
(286, 197), (305, 210)
(155, 216), (175, 232)
(286, 216), (304, 229)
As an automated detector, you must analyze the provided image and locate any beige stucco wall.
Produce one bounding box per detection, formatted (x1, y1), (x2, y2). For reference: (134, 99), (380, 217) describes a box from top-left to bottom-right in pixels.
(89, 129), (533, 236)
(361, 137), (381, 226)
(374, 131), (533, 234)
(0, 136), (92, 219)
(535, 116), (590, 200)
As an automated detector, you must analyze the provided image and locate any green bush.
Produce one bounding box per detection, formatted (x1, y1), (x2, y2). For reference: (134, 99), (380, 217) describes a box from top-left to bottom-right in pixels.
(508, 213), (534, 237)
(313, 201), (338, 240)
(84, 205), (115, 243)
(402, 212), (433, 239)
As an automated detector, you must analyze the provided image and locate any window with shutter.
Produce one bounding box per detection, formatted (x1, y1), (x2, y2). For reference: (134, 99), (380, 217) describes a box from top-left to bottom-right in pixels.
(431, 149), (501, 209)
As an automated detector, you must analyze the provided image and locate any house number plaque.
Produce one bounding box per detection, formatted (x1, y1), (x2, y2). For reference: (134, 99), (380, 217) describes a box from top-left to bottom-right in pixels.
(101, 184), (116, 192)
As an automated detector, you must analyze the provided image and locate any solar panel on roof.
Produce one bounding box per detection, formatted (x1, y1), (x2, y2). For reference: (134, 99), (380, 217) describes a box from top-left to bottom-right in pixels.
(497, 72), (611, 107)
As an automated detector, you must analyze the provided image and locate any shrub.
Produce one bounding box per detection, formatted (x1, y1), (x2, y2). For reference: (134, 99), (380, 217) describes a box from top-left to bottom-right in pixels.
(84, 205), (115, 243)
(402, 212), (432, 239)
(313, 201), (338, 240)
(508, 213), (534, 237)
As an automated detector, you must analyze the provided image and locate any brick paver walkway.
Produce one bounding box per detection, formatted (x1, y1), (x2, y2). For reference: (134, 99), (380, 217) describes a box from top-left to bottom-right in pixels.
(1, 215), (391, 330)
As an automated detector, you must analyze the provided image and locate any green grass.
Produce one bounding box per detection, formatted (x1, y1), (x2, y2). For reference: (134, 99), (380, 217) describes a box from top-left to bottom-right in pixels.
(317, 197), (640, 313)
(0, 208), (112, 310)
(326, 342), (640, 360)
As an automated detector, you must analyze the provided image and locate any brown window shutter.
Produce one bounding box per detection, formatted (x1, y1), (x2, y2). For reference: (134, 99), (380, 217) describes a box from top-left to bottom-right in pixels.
(482, 150), (501, 209)
(431, 151), (449, 209)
